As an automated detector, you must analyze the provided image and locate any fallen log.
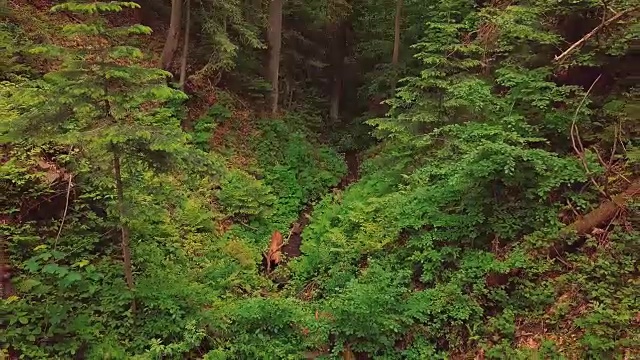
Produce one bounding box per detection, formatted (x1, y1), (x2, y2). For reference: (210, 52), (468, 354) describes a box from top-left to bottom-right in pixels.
(560, 179), (640, 237)
(488, 179), (640, 287)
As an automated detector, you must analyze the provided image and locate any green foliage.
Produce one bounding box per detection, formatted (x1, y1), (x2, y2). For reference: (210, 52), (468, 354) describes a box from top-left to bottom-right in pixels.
(326, 263), (411, 354)
(203, 297), (320, 359)
(192, 104), (232, 151)
(0, 149), (240, 358)
(0, 22), (30, 79)
(218, 168), (275, 218)
(3, 3), (188, 157)
(194, 0), (265, 75)
(288, 0), (639, 357)
(254, 118), (346, 227)
(1, 1), (206, 358)
(220, 115), (346, 255)
(51, 1), (142, 14)
(2, 0), (639, 358)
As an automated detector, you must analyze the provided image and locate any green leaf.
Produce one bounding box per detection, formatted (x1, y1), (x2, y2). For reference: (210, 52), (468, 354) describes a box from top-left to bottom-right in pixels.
(61, 272), (83, 287)
(18, 278), (41, 291)
(41, 263), (59, 274)
(74, 259), (90, 268)
(24, 259), (40, 272)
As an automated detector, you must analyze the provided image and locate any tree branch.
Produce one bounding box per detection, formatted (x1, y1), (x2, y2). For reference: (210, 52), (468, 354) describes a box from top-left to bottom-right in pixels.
(54, 174), (73, 250)
(554, 7), (638, 63)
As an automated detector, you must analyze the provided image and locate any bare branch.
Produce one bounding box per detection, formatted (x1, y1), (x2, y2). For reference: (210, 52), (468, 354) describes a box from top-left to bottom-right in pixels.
(54, 174), (74, 250)
(554, 7), (638, 63)
(570, 75), (609, 197)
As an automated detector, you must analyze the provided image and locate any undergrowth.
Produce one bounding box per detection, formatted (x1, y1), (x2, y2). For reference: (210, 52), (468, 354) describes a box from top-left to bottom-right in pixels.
(1, 0), (639, 358)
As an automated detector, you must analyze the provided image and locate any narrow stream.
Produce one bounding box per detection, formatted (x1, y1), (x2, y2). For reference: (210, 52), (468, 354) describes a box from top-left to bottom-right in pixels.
(281, 150), (360, 260)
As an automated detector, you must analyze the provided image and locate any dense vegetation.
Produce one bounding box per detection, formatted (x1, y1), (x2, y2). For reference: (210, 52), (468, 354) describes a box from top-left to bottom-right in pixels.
(1, 0), (639, 358)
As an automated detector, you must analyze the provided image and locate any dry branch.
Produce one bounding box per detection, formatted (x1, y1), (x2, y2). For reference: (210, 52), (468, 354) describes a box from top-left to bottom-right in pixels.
(554, 7), (638, 63)
(54, 174), (73, 250)
(570, 75), (604, 197)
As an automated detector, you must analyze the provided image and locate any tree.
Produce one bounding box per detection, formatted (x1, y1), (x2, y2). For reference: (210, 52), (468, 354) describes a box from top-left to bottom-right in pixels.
(160, 0), (183, 70)
(267, 0), (284, 114)
(391, 0), (402, 66)
(3, 0), (640, 357)
(329, 20), (347, 122)
(4, 1), (188, 310)
(178, 0), (191, 89)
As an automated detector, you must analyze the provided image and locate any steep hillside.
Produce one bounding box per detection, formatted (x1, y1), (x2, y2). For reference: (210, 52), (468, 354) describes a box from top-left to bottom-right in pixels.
(1, 0), (639, 359)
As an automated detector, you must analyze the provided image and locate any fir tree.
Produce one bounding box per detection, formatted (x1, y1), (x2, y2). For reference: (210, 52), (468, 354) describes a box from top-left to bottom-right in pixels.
(3, 1), (188, 311)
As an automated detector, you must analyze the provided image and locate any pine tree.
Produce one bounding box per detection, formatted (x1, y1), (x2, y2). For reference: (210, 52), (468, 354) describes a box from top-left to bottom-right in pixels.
(3, 1), (188, 311)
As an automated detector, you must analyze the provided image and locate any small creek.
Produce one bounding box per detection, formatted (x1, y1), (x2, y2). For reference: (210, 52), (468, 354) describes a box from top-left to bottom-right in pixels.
(281, 150), (361, 261)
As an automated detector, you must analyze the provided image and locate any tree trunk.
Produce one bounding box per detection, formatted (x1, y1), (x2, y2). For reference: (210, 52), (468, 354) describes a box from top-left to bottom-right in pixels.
(329, 21), (347, 122)
(267, 0), (283, 114)
(160, 0), (183, 71)
(0, 241), (13, 299)
(113, 148), (136, 312)
(547, 178), (640, 259)
(392, 0), (403, 66)
(178, 0), (191, 90)
(329, 80), (341, 122)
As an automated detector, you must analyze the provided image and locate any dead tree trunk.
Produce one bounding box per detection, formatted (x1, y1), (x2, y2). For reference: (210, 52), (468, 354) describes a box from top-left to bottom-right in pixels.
(546, 178), (640, 259)
(160, 0), (183, 71)
(267, 0), (283, 114)
(487, 179), (640, 287)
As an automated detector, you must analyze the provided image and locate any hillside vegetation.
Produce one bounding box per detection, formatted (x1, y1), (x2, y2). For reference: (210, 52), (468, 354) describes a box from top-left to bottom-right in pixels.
(1, 0), (639, 359)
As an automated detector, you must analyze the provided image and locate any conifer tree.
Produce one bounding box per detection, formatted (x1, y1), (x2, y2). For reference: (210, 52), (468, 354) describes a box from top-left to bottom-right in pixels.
(3, 1), (188, 310)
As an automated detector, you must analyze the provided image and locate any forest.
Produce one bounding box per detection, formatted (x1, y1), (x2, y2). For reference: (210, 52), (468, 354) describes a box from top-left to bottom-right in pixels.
(0, 0), (639, 358)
